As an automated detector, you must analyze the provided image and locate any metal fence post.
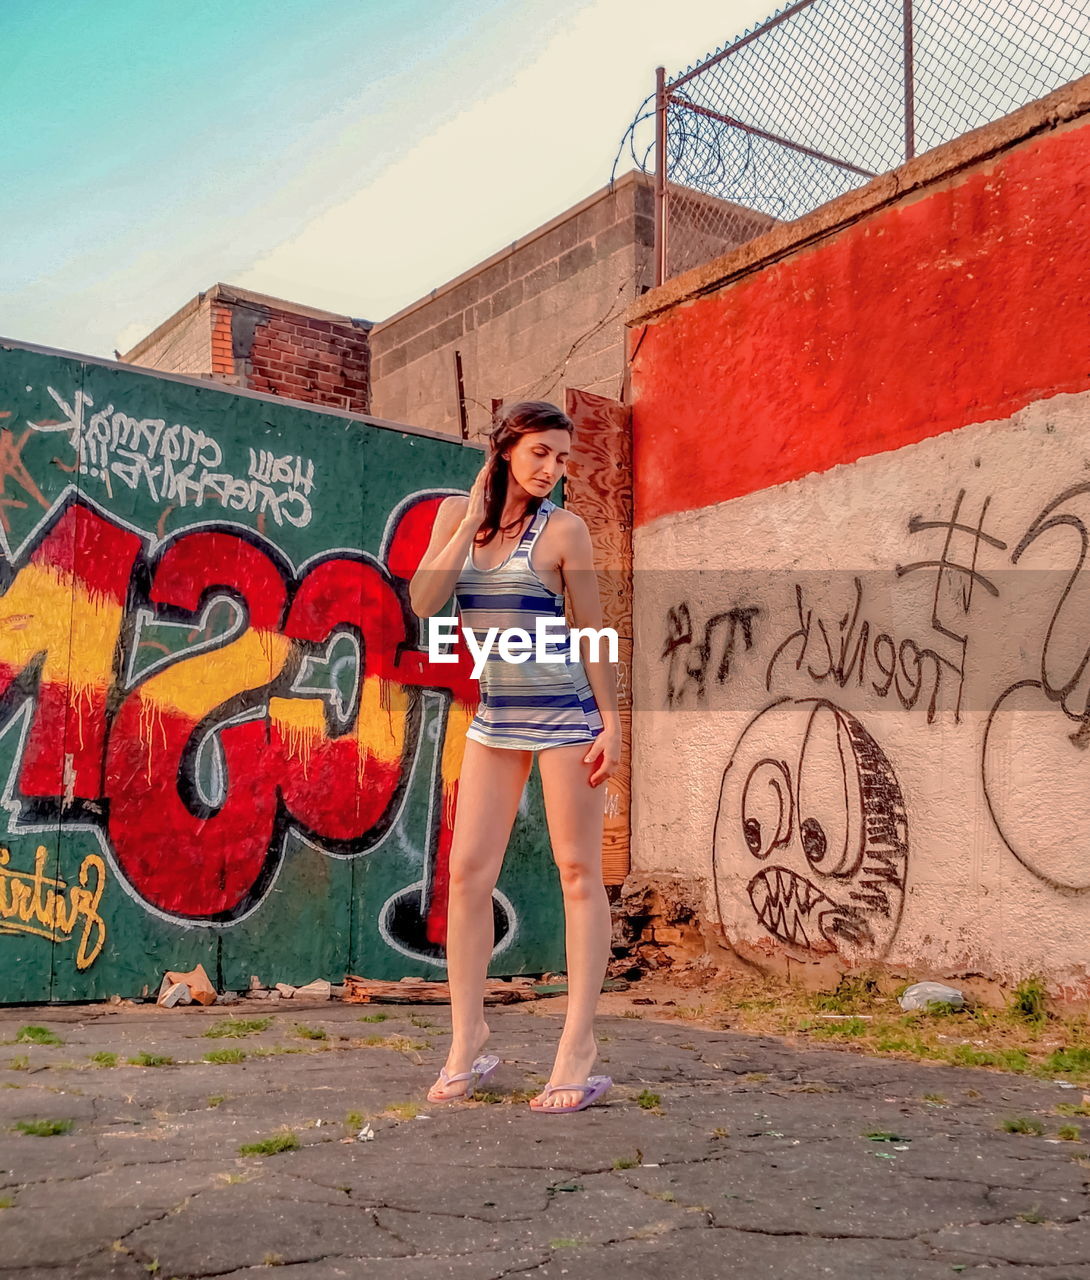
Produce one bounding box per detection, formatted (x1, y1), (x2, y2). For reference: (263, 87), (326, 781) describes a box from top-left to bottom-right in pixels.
(654, 65), (668, 287)
(903, 0), (916, 161)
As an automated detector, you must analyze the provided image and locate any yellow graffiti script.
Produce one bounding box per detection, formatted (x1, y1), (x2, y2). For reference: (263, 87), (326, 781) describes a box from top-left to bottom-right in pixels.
(0, 846), (106, 969)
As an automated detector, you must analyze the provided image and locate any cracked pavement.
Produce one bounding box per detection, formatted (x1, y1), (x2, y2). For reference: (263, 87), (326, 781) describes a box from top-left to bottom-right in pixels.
(0, 1000), (1088, 1278)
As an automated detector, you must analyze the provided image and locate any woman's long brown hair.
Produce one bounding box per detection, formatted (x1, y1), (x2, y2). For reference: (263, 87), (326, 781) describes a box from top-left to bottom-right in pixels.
(475, 400), (574, 548)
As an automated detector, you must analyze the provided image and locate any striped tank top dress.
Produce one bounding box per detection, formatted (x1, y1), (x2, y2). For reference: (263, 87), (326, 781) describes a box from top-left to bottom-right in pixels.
(454, 498), (604, 751)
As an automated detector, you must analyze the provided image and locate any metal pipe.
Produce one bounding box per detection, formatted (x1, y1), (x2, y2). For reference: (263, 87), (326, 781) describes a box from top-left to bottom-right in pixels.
(671, 98), (878, 178)
(903, 0), (917, 160)
(654, 65), (668, 287)
(669, 0), (821, 91)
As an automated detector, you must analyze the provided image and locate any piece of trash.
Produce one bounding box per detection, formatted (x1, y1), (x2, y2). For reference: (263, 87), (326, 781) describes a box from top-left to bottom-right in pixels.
(160, 965), (216, 1006)
(874, 1152), (897, 1160)
(1054, 1081), (1077, 1089)
(315, 1119), (322, 1127)
(893, 1145), (911, 1151)
(275, 983), (296, 998)
(414, 1114), (430, 1121)
(898, 982), (965, 1012)
(357, 1123), (375, 1141)
(158, 982), (192, 1009)
(295, 979), (332, 1000)
(641, 1162), (659, 1168)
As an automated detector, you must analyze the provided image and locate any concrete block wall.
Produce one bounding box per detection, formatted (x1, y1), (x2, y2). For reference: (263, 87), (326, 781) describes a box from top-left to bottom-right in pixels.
(369, 173), (657, 438)
(123, 293), (214, 376)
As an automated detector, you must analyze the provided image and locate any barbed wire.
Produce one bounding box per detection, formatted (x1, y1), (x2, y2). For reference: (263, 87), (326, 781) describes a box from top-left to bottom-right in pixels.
(618, 0), (1090, 281)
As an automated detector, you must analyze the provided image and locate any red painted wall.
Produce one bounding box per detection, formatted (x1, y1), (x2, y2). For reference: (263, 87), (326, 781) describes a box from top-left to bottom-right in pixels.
(630, 118), (1090, 526)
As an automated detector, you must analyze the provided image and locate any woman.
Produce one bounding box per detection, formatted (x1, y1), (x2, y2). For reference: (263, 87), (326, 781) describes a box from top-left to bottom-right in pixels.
(409, 400), (620, 1113)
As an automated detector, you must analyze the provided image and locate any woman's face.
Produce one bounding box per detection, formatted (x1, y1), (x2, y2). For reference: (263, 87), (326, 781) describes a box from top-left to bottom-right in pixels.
(504, 428), (572, 498)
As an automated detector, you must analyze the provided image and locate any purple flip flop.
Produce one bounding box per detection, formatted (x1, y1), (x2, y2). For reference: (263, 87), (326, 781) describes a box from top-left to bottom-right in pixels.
(531, 1075), (613, 1114)
(427, 1053), (500, 1102)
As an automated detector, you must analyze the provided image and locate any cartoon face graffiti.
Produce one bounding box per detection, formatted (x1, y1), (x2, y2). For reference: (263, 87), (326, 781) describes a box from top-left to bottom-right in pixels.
(712, 698), (908, 962)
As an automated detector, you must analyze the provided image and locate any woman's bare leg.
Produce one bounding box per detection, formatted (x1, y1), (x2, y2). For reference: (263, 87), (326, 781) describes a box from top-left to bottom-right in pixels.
(531, 743), (609, 1110)
(429, 738), (532, 1101)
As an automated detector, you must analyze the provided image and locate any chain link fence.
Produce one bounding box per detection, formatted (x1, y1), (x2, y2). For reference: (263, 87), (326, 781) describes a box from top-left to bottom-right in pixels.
(618, 0), (1090, 283)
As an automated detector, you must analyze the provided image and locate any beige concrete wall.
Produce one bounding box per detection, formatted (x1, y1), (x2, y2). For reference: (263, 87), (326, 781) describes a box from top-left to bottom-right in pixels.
(124, 294), (212, 376)
(369, 174), (656, 438)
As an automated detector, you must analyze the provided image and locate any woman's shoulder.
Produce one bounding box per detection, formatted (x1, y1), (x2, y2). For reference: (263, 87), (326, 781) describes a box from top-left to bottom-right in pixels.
(544, 502), (589, 540)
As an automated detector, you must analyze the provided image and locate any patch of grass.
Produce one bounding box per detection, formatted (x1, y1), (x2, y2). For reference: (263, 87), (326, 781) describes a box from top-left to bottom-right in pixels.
(127, 1053), (173, 1068)
(621, 1010), (642, 1019)
(203, 1049), (245, 1065)
(550, 1239), (584, 1249)
(650, 1190), (676, 1202)
(238, 1130), (299, 1157)
(1055, 1103), (1090, 1117)
(0, 1196), (13, 1208)
(1009, 977), (1049, 1024)
(207, 1096), (225, 1108)
(89, 1052), (118, 1068)
(358, 1034), (428, 1053)
(15, 1026), (61, 1046)
(922, 1093), (947, 1104)
(1058, 1124), (1082, 1142)
(204, 1017), (271, 1039)
(811, 1017), (869, 1039)
(248, 1045), (305, 1058)
(711, 1127), (729, 1139)
(294, 1024), (328, 1041)
(262, 1253), (285, 1266)
(740, 1071), (769, 1083)
(8, 1056), (29, 1071)
(635, 1089), (662, 1111)
(345, 1110), (365, 1130)
(15, 1118), (73, 1136)
(383, 1100), (422, 1120)
(1002, 1117), (1045, 1136)
(816, 974), (881, 1014)
(358, 1012), (389, 1023)
(1018, 1207), (1047, 1224)
(1043, 1047), (1090, 1076)
(612, 1155), (639, 1169)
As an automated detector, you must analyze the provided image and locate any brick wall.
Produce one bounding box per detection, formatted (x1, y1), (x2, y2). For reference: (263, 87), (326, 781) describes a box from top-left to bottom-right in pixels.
(123, 285), (373, 415)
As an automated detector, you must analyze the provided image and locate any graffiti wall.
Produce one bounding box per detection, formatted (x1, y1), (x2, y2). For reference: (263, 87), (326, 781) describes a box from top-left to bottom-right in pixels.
(628, 80), (1090, 992)
(0, 343), (565, 1002)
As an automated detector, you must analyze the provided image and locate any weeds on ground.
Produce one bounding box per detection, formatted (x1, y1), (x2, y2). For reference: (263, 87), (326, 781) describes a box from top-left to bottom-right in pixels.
(0, 1196), (13, 1208)
(127, 1053), (173, 1068)
(1058, 1125), (1082, 1141)
(294, 1025), (328, 1041)
(15, 1026), (61, 1046)
(695, 972), (1090, 1084)
(203, 1018), (270, 1040)
(207, 1096), (225, 1108)
(203, 1049), (246, 1065)
(14, 1118), (73, 1136)
(89, 1052), (118, 1068)
(635, 1089), (662, 1111)
(612, 1155), (639, 1169)
(7, 1057), (28, 1071)
(383, 1100), (422, 1120)
(238, 1131), (299, 1157)
(1002, 1117), (1045, 1135)
(357, 1035), (428, 1053)
(358, 1013), (389, 1023)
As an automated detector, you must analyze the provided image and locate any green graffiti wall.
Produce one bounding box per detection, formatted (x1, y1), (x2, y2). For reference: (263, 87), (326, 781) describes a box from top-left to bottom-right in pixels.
(0, 342), (565, 1002)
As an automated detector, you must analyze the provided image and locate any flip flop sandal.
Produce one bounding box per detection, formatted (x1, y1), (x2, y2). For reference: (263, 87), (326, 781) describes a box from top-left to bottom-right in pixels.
(427, 1054), (500, 1102)
(530, 1075), (613, 1114)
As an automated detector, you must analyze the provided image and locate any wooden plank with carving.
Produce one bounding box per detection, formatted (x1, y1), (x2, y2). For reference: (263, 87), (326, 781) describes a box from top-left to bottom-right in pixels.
(565, 389), (632, 884)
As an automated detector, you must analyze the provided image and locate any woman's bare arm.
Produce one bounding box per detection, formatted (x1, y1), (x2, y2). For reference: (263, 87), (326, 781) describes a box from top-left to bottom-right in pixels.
(558, 512), (620, 786)
(408, 493), (477, 618)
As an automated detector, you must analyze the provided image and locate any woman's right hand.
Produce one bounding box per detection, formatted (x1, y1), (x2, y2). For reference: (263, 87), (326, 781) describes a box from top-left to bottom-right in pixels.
(463, 462), (489, 530)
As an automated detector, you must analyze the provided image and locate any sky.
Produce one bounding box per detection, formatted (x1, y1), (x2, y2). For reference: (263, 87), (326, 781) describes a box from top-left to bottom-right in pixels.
(1, 0), (774, 359)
